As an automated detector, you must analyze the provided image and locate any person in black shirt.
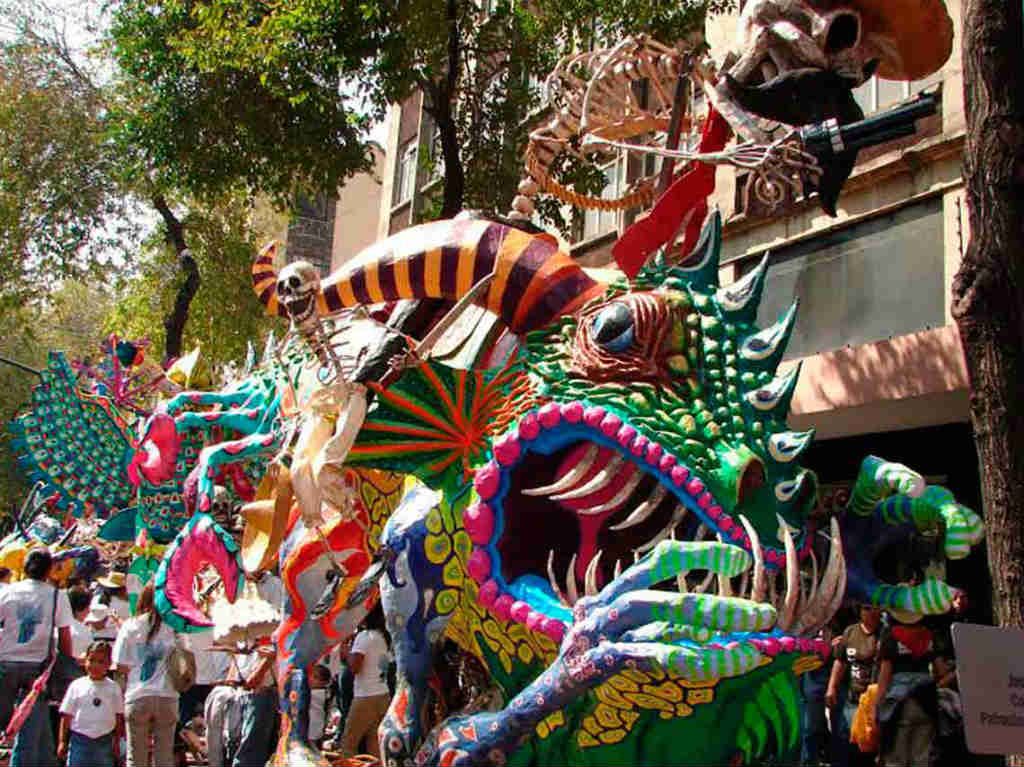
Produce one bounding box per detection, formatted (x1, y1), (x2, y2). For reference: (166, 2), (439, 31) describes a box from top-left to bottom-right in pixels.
(826, 605), (885, 767)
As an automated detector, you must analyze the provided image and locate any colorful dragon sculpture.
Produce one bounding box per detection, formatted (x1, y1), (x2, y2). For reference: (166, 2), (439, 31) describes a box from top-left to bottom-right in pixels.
(10, 0), (978, 759)
(6, 339), (274, 599)
(278, 210), (981, 766)
(152, 200), (981, 766)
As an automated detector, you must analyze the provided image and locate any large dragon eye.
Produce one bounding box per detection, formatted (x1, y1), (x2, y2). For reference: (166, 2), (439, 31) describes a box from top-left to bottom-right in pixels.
(590, 303), (635, 353)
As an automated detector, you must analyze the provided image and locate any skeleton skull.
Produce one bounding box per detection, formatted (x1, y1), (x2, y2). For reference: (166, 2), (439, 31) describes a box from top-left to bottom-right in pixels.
(276, 261), (321, 327)
(729, 0), (881, 90)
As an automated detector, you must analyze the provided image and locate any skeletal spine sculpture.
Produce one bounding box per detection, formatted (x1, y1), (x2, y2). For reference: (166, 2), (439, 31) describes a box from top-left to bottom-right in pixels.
(512, 35), (693, 220)
(513, 0), (953, 221)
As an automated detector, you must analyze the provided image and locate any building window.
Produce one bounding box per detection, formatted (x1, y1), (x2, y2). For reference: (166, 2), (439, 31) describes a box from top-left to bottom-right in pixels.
(746, 196), (945, 360)
(581, 158), (622, 240)
(393, 141), (417, 206)
(852, 72), (942, 115)
(426, 124), (445, 183)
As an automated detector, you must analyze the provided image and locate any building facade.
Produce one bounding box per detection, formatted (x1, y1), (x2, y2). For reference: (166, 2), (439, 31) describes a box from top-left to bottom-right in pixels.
(377, 0), (989, 614)
(284, 142), (386, 273)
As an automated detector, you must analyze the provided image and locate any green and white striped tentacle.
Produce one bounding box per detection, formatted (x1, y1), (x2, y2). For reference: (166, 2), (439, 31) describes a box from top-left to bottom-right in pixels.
(623, 639), (765, 683)
(874, 486), (984, 559)
(870, 577), (957, 615)
(847, 455), (926, 516)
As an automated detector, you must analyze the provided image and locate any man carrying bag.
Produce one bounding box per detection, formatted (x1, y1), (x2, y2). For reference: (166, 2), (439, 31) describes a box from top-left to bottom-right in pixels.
(0, 549), (73, 766)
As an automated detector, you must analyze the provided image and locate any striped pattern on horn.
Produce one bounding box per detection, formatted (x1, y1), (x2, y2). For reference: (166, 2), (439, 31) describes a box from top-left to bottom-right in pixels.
(316, 218), (605, 333)
(251, 242), (289, 319)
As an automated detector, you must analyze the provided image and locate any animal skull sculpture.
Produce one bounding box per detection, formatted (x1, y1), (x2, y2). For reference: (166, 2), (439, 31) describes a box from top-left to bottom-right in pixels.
(276, 261), (321, 329)
(719, 0), (952, 134)
(728, 0), (880, 90)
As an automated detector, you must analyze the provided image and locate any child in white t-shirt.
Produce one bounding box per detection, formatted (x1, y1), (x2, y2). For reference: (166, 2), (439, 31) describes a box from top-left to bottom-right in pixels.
(58, 641), (125, 767)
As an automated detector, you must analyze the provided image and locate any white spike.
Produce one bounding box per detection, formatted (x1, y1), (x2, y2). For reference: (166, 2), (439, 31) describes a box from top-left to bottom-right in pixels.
(575, 468), (644, 515)
(566, 553), (579, 606)
(551, 454), (627, 501)
(614, 559), (622, 580)
(547, 550), (567, 606)
(802, 517), (845, 635)
(635, 504), (688, 554)
(738, 571), (749, 600)
(634, 550), (641, 564)
(803, 548), (819, 617)
(584, 551), (603, 596)
(738, 514), (766, 603)
(716, 253), (767, 314)
(610, 485), (669, 530)
(777, 514), (800, 631)
(523, 445), (600, 496)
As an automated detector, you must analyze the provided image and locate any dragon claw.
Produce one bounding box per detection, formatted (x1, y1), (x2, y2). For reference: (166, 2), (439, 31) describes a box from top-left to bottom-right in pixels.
(842, 455), (984, 615)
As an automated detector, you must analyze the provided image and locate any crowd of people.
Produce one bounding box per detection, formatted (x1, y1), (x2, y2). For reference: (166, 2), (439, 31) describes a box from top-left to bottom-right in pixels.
(0, 546), (974, 767)
(0, 550), (396, 767)
(800, 595), (970, 767)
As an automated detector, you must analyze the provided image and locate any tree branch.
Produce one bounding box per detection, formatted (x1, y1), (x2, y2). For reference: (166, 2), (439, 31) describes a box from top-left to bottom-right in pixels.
(152, 195), (199, 363)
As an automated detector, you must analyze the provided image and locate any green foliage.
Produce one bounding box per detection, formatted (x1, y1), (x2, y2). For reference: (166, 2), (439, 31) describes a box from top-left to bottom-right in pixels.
(104, 192), (282, 370)
(114, 0), (720, 233)
(106, 0), (374, 204)
(0, 33), (139, 310)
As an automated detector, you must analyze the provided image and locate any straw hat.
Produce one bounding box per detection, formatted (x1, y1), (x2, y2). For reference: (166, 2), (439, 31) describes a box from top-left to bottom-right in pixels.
(96, 572), (127, 590)
(241, 464), (293, 575)
(852, 0), (953, 80)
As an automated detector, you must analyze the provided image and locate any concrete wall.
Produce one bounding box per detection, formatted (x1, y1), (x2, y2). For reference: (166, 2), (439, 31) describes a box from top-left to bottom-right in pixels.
(331, 143), (385, 271)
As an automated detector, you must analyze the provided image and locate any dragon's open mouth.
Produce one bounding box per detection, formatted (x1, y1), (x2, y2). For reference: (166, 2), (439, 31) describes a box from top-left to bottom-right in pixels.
(465, 401), (842, 658)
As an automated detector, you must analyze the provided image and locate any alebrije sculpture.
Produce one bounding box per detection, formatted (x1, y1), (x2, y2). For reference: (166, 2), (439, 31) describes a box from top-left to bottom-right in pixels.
(151, 0), (977, 760)
(8, 350), (204, 541)
(236, 208), (976, 766)
(0, 483), (101, 584)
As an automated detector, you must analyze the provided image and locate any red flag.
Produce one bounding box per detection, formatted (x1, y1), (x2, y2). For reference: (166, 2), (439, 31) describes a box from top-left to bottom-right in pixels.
(613, 107), (732, 278)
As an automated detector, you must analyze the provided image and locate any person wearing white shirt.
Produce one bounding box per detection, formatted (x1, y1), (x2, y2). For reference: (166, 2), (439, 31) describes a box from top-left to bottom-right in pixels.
(339, 606), (392, 758)
(58, 641), (124, 767)
(204, 643), (277, 767)
(234, 643), (278, 766)
(113, 584), (180, 767)
(95, 572), (131, 622)
(178, 630), (230, 751)
(0, 549), (73, 766)
(66, 587), (93, 659)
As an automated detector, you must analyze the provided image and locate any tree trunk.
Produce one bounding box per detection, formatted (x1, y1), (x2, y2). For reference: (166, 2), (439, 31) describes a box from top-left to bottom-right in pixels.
(152, 194), (200, 364)
(425, 0), (465, 219)
(952, 0), (1024, 639)
(434, 96), (465, 219)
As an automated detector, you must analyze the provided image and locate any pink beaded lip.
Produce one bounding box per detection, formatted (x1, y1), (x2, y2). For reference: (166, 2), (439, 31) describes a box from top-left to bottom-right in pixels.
(462, 400), (815, 645)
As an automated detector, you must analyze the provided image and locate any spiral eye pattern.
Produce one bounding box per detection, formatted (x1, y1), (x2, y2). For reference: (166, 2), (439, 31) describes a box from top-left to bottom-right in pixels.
(570, 293), (674, 383)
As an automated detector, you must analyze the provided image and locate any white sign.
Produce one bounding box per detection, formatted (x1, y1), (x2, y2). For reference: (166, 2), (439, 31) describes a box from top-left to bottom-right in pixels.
(953, 622), (1024, 754)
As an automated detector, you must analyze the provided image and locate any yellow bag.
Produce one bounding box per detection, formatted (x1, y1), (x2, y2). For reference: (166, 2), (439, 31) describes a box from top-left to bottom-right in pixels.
(850, 683), (881, 753)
